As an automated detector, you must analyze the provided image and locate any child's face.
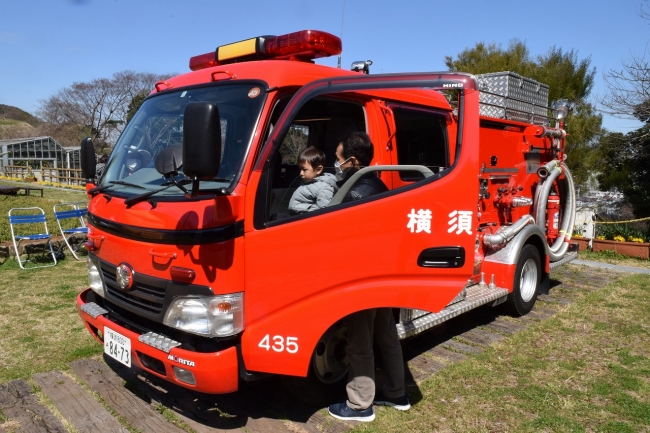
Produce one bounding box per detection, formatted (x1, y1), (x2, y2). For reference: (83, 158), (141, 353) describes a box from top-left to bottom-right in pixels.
(299, 161), (323, 183)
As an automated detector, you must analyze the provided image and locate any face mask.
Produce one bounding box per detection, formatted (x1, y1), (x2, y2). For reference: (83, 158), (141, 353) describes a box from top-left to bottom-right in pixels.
(334, 158), (351, 181)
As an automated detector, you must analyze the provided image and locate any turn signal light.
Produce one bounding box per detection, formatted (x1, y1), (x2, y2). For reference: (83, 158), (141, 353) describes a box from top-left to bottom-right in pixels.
(170, 266), (196, 283)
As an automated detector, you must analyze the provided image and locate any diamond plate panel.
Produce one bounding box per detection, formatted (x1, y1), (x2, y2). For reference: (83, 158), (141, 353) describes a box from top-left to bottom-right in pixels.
(80, 302), (109, 319)
(139, 332), (181, 353)
(396, 285), (509, 339)
(477, 71), (549, 125)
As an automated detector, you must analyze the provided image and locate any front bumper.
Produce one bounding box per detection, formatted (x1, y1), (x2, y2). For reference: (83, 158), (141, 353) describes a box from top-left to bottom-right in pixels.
(76, 289), (239, 394)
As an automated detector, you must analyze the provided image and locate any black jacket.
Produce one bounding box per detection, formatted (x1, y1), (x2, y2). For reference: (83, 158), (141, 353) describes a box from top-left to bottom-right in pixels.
(341, 171), (388, 203)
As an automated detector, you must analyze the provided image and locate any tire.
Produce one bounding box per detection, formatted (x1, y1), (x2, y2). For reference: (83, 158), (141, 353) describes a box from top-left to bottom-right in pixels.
(503, 244), (541, 317)
(281, 321), (349, 407)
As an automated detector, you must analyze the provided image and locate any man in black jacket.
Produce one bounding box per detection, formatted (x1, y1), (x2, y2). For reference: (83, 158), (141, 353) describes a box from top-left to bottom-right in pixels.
(333, 131), (388, 202)
(328, 132), (410, 422)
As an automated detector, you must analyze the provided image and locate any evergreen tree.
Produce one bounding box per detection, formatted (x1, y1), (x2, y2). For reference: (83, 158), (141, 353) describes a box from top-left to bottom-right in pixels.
(445, 40), (602, 188)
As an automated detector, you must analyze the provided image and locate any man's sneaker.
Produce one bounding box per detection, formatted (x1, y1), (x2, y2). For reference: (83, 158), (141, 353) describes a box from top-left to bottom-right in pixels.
(373, 393), (411, 411)
(328, 402), (375, 422)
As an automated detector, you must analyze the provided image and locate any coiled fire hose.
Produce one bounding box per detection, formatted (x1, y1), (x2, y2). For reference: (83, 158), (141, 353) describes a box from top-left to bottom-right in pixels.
(533, 160), (577, 262)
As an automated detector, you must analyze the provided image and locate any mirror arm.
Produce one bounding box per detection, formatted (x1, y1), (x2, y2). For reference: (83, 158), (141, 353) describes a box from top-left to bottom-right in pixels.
(188, 176), (200, 198)
(168, 173), (192, 197)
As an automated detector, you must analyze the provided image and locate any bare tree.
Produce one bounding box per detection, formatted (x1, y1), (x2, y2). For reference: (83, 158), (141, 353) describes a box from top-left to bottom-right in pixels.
(280, 125), (309, 164)
(600, 47), (650, 123)
(38, 71), (173, 152)
(34, 122), (89, 148)
(600, 2), (650, 125)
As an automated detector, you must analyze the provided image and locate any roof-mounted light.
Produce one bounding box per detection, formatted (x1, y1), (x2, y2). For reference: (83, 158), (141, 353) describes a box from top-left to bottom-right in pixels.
(189, 30), (342, 71)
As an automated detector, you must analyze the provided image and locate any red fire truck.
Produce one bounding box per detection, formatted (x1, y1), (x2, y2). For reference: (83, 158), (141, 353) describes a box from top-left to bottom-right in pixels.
(76, 30), (576, 405)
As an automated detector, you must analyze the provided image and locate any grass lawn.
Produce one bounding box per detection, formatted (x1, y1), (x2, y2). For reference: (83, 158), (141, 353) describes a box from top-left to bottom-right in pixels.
(0, 259), (101, 382)
(0, 179), (88, 244)
(579, 249), (650, 270)
(355, 268), (650, 432)
(0, 182), (100, 382)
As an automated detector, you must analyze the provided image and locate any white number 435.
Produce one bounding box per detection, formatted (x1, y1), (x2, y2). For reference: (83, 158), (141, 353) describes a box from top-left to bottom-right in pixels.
(258, 335), (298, 353)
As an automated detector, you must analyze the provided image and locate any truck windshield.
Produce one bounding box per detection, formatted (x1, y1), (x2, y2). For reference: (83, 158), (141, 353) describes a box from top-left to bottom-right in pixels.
(100, 83), (265, 197)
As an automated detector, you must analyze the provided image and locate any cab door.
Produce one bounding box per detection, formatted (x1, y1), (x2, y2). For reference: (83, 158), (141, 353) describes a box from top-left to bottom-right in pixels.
(241, 72), (481, 375)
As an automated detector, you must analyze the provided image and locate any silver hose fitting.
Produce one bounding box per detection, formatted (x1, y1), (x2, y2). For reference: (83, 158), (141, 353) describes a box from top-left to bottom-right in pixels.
(483, 215), (535, 247)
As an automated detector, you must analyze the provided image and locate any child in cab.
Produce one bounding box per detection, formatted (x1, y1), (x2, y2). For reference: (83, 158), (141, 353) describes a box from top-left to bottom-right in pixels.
(289, 146), (339, 214)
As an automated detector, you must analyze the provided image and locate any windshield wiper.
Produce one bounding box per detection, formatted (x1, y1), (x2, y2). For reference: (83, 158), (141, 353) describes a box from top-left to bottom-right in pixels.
(202, 178), (232, 183)
(89, 180), (147, 195)
(124, 177), (231, 208)
(124, 183), (178, 207)
(158, 178), (231, 187)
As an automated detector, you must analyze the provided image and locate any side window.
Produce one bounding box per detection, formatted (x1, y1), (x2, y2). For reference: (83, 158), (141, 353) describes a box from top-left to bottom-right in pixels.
(392, 105), (450, 181)
(280, 125), (310, 165)
(266, 98), (365, 222)
(274, 124), (310, 189)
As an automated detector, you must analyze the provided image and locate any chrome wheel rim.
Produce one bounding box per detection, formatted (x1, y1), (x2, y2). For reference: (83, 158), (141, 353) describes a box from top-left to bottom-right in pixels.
(520, 258), (538, 302)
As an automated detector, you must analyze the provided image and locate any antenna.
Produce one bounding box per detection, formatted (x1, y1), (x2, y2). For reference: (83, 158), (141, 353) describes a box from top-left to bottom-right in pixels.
(337, 0), (345, 68)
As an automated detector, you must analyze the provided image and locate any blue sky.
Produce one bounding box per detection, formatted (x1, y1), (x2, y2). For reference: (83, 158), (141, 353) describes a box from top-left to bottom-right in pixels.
(1, 0), (648, 133)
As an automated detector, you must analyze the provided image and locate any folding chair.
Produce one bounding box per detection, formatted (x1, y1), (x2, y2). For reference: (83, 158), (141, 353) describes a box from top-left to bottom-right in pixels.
(53, 202), (89, 261)
(8, 207), (58, 269)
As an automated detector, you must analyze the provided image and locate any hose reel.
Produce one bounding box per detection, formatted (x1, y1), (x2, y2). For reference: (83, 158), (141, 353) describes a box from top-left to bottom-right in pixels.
(533, 160), (576, 262)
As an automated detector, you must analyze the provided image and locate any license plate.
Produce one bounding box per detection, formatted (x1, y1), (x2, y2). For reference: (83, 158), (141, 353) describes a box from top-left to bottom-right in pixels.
(104, 327), (131, 367)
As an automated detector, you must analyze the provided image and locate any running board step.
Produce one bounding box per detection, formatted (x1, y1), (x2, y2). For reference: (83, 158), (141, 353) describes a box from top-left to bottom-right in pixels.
(396, 285), (509, 340)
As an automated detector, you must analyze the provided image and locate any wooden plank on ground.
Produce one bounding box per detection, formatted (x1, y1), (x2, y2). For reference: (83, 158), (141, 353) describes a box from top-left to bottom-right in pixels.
(555, 279), (597, 290)
(525, 307), (556, 321)
(300, 409), (352, 433)
(0, 379), (66, 433)
(33, 371), (128, 433)
(481, 318), (527, 335)
(538, 294), (573, 305)
(440, 339), (485, 355)
(426, 346), (468, 364)
(70, 359), (185, 433)
(408, 355), (447, 375)
(457, 328), (504, 347)
(405, 363), (431, 383)
(103, 357), (294, 433)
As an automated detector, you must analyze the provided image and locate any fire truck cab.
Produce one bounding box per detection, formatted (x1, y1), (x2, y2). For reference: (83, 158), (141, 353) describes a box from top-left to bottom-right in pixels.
(77, 30), (576, 405)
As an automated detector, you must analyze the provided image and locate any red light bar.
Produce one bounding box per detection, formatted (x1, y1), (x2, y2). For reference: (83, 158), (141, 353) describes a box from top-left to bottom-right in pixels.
(189, 52), (219, 71)
(264, 30), (342, 60)
(189, 30), (342, 71)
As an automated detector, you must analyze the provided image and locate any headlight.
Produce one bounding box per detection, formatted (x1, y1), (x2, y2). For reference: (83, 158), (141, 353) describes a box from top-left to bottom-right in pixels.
(87, 258), (104, 297)
(163, 293), (244, 337)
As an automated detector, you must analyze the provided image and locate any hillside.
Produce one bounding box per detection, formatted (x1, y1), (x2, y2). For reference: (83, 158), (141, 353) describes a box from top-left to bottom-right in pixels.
(0, 104), (41, 127)
(0, 120), (36, 140)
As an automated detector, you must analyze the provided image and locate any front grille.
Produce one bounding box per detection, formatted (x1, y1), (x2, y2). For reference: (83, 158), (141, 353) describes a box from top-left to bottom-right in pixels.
(101, 263), (166, 315)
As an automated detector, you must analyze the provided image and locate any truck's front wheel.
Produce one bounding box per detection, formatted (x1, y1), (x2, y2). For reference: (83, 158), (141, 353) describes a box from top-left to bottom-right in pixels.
(282, 322), (349, 407)
(504, 244), (541, 316)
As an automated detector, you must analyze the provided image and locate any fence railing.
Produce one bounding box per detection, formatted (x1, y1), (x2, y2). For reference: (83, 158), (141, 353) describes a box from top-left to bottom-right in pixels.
(1, 165), (85, 186)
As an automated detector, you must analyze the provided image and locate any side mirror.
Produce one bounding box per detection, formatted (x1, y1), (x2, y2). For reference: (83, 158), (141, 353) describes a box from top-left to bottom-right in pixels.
(80, 137), (96, 181)
(183, 102), (222, 180)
